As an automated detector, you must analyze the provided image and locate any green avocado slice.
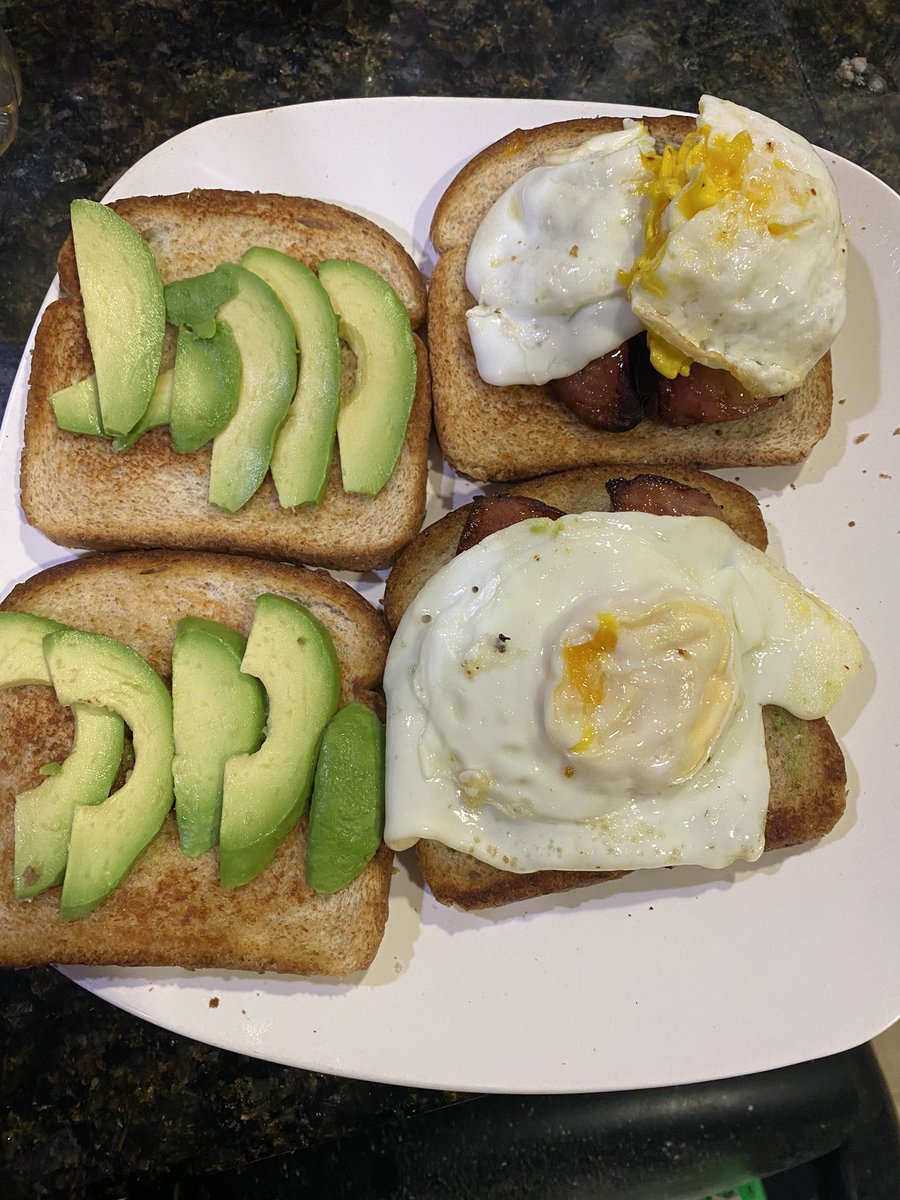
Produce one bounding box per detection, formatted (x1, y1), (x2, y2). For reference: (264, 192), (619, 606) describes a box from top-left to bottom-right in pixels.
(15, 702), (125, 900)
(169, 322), (242, 454)
(43, 628), (174, 920)
(70, 198), (166, 437)
(241, 247), (341, 507)
(219, 594), (340, 889)
(207, 266), (298, 512)
(317, 259), (416, 497)
(51, 368), (174, 451)
(306, 703), (385, 894)
(0, 612), (126, 902)
(172, 616), (266, 857)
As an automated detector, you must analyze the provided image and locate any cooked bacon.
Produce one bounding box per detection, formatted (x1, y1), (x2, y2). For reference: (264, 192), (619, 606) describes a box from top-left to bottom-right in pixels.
(605, 473), (724, 520)
(550, 340), (645, 432)
(657, 364), (781, 426)
(455, 495), (564, 554)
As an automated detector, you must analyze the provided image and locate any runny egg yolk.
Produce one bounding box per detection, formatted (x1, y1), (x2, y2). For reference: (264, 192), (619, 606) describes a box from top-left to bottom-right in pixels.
(622, 126), (759, 380)
(553, 600), (737, 789)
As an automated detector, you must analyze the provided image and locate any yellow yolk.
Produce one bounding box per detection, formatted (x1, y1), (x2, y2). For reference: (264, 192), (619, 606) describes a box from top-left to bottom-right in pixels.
(553, 599), (737, 785)
(622, 125), (758, 379)
(560, 613), (618, 752)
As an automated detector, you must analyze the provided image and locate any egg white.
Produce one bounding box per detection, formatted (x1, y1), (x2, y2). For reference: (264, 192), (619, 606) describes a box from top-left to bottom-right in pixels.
(465, 124), (655, 385)
(384, 513), (861, 874)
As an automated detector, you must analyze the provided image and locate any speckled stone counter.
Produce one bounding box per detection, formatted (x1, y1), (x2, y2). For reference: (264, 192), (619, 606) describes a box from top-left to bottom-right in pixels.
(0, 2), (897, 1196)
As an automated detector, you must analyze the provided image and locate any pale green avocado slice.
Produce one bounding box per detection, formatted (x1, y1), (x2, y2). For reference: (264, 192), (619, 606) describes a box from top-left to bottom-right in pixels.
(43, 628), (174, 920)
(50, 375), (103, 435)
(15, 702), (125, 900)
(70, 198), (166, 438)
(169, 321), (241, 454)
(172, 616), (266, 857)
(317, 259), (416, 497)
(0, 611), (67, 685)
(208, 265), (298, 512)
(219, 593), (340, 889)
(0, 613), (126, 902)
(306, 703), (385, 895)
(51, 368), (173, 450)
(241, 247), (341, 507)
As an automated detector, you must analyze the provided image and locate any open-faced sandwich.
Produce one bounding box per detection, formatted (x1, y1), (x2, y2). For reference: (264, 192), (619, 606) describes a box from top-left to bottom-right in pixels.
(21, 190), (432, 571)
(382, 467), (862, 909)
(428, 96), (847, 479)
(0, 550), (391, 975)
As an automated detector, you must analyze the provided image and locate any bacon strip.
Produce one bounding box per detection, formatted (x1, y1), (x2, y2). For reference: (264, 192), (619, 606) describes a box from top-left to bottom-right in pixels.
(455, 495), (564, 554)
(605, 473), (724, 520)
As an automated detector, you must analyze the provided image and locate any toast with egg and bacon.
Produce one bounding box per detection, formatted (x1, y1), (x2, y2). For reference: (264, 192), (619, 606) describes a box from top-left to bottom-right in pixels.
(382, 466), (858, 911)
(427, 100), (844, 481)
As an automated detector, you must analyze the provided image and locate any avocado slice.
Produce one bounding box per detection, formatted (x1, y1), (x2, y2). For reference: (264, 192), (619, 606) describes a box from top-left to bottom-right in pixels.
(306, 703), (385, 894)
(172, 616), (266, 857)
(50, 375), (103, 436)
(70, 198), (166, 437)
(219, 594), (340, 889)
(52, 368), (173, 450)
(241, 247), (341, 507)
(207, 265), (298, 512)
(15, 703), (125, 900)
(42, 628), (174, 920)
(0, 611), (67, 685)
(169, 322), (242, 454)
(112, 368), (174, 451)
(0, 613), (127, 901)
(317, 259), (416, 496)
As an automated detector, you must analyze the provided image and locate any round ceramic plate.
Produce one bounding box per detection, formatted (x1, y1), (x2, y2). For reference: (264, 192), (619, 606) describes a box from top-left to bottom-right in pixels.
(1, 97), (898, 1094)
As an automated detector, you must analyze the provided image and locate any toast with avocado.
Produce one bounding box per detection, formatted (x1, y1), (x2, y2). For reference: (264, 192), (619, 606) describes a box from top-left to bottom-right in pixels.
(22, 190), (431, 571)
(382, 466), (855, 910)
(0, 549), (392, 975)
(427, 111), (838, 481)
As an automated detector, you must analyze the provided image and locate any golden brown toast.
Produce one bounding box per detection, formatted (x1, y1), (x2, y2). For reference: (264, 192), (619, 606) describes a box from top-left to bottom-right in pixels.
(383, 466), (849, 910)
(22, 190), (432, 571)
(427, 115), (834, 481)
(0, 549), (392, 975)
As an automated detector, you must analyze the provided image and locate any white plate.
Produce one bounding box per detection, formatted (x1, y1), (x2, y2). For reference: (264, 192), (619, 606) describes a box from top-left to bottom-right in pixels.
(1, 97), (899, 1095)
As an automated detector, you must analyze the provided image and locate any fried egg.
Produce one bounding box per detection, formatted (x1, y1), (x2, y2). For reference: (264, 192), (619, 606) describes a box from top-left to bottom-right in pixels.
(629, 96), (847, 397)
(464, 97), (846, 396)
(465, 124), (656, 384)
(383, 513), (861, 873)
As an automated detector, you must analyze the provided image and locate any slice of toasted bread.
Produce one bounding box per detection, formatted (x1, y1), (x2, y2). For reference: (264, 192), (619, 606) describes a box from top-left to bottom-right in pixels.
(427, 115), (834, 481)
(0, 549), (392, 975)
(382, 466), (848, 910)
(22, 190), (432, 571)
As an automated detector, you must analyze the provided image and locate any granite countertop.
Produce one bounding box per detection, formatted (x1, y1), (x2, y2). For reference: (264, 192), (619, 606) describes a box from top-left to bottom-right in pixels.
(1, 1), (897, 1196)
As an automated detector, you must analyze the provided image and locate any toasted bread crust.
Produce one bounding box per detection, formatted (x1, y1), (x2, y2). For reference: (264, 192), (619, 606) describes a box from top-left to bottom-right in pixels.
(428, 114), (834, 479)
(24, 191), (432, 570)
(383, 467), (848, 910)
(0, 550), (393, 974)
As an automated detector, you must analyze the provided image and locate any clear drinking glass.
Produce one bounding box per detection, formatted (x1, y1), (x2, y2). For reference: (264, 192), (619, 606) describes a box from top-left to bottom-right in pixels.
(0, 27), (22, 156)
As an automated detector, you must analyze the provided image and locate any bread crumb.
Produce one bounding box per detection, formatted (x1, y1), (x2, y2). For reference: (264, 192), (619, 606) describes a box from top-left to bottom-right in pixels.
(209, 996), (219, 1009)
(854, 433), (869, 444)
(848, 520), (856, 527)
